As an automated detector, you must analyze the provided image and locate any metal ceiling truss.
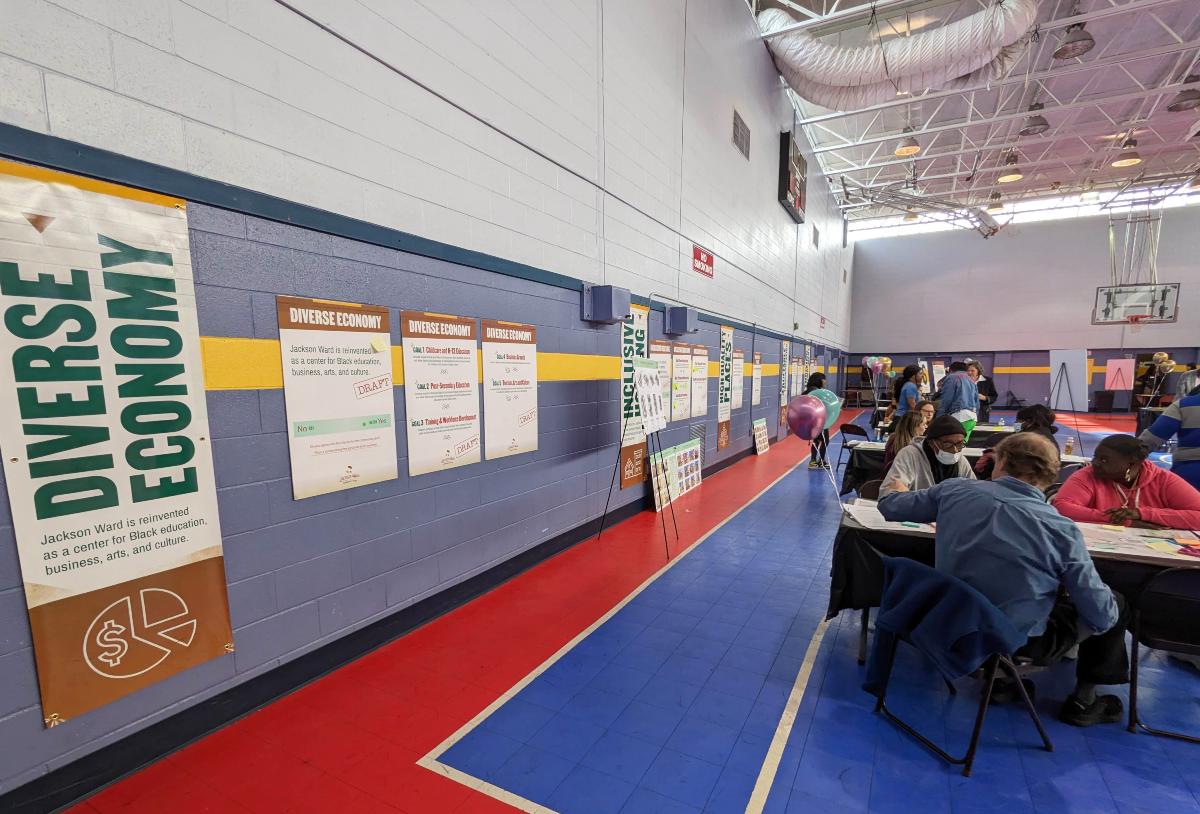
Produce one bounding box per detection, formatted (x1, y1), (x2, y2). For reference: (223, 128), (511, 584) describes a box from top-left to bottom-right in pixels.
(768, 0), (1200, 224)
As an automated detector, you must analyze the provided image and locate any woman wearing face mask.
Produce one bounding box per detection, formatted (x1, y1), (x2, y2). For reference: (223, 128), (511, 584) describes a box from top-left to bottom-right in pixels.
(1053, 435), (1200, 529)
(880, 415), (975, 497)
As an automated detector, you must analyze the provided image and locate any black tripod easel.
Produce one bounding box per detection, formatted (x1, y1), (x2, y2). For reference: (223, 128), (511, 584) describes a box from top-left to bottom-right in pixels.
(596, 417), (679, 561)
(1050, 361), (1088, 457)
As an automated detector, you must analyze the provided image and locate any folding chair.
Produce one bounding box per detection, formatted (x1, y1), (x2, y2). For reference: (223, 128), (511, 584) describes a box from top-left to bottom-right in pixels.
(868, 558), (1053, 777)
(1128, 567), (1200, 743)
(858, 479), (883, 501)
(835, 423), (873, 472)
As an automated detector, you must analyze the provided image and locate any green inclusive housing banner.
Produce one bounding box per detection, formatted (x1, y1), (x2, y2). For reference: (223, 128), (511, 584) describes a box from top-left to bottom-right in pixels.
(0, 160), (232, 726)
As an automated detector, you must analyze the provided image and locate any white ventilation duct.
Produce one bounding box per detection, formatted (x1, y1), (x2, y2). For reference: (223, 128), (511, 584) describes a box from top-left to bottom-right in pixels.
(759, 0), (1039, 111)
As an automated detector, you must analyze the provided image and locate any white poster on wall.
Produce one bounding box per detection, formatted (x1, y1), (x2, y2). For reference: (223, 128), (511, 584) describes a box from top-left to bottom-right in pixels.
(1049, 349), (1089, 413)
(482, 319), (538, 460)
(401, 311), (481, 476)
(751, 352), (763, 406)
(278, 296), (398, 499)
(691, 345), (709, 418)
(671, 343), (692, 422)
(732, 349), (745, 410)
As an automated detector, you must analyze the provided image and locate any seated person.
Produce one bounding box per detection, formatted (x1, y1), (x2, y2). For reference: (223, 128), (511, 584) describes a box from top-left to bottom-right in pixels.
(880, 415), (975, 498)
(972, 433), (1006, 480)
(1139, 389), (1200, 492)
(1015, 404), (1059, 448)
(880, 433), (1128, 726)
(1053, 435), (1200, 529)
(882, 400), (934, 472)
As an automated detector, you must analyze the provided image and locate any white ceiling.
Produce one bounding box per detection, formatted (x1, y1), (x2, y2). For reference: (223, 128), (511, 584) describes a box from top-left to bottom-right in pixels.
(756, 0), (1200, 222)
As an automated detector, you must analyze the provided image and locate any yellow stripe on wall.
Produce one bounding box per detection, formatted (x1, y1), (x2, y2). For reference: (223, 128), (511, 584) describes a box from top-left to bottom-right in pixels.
(201, 338), (788, 391)
(203, 338), (622, 390)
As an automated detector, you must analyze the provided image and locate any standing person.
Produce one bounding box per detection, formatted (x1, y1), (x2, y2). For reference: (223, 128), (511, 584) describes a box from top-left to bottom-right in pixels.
(1136, 359), (1172, 408)
(892, 364), (922, 419)
(879, 433), (1129, 727)
(881, 415), (975, 497)
(1177, 363), (1199, 400)
(966, 360), (998, 423)
(1139, 389), (1200, 491)
(936, 361), (980, 440)
(804, 372), (831, 470)
(1053, 435), (1200, 528)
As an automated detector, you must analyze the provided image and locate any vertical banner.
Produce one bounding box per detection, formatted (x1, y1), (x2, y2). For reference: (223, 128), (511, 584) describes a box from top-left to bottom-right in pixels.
(0, 161), (232, 726)
(790, 356), (802, 397)
(690, 344), (709, 419)
(803, 343), (814, 389)
(277, 296), (397, 499)
(779, 341), (790, 427)
(649, 339), (673, 422)
(619, 304), (649, 488)
(717, 326), (733, 449)
(752, 352), (763, 406)
(401, 311), (481, 476)
(482, 320), (538, 460)
(732, 349), (745, 410)
(670, 342), (692, 422)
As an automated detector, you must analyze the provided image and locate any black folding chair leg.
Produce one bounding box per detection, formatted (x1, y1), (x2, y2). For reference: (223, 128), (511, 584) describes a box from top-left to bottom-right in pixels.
(961, 657), (999, 777)
(858, 608), (870, 666)
(999, 658), (1053, 753)
(873, 636), (899, 713)
(1127, 634), (1139, 734)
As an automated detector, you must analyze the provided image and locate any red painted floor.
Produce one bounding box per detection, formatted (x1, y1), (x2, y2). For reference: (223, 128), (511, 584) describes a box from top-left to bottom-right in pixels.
(71, 422), (853, 814)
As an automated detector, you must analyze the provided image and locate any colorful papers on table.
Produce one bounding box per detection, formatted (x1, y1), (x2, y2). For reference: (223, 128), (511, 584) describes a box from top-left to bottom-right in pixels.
(1078, 523), (1200, 564)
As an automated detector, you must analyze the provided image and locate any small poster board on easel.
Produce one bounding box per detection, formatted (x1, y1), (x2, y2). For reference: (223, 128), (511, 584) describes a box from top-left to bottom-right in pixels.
(753, 418), (770, 455)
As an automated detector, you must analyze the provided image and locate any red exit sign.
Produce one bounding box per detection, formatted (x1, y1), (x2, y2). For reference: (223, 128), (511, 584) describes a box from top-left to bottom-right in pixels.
(692, 245), (714, 278)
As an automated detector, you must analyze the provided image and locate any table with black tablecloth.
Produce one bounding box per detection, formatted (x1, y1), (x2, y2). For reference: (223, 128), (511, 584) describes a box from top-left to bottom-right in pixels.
(827, 507), (1198, 663)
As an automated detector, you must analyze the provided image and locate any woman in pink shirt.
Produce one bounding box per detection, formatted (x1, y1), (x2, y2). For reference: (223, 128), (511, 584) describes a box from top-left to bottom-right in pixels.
(1054, 435), (1200, 530)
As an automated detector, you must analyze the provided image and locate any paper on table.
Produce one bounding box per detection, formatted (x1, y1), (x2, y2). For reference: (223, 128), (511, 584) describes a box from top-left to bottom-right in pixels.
(843, 502), (935, 534)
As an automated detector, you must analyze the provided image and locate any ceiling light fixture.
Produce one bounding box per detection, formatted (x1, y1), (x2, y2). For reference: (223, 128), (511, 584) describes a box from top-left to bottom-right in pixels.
(1110, 138), (1142, 168)
(902, 208), (919, 222)
(1053, 23), (1095, 60)
(986, 192), (1003, 213)
(1079, 183), (1099, 202)
(1018, 102), (1050, 136)
(997, 153), (1024, 183)
(1167, 76), (1200, 112)
(894, 127), (921, 157)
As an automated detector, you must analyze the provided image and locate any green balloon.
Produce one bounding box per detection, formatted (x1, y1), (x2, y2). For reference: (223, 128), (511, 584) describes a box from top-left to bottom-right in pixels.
(810, 388), (842, 430)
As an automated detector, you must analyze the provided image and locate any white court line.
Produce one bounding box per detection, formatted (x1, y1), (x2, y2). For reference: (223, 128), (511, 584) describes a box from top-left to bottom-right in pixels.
(417, 447), (814, 813)
(744, 617), (832, 814)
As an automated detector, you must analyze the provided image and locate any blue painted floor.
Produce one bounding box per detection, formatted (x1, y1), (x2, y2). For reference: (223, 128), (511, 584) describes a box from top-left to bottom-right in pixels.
(439, 416), (1200, 813)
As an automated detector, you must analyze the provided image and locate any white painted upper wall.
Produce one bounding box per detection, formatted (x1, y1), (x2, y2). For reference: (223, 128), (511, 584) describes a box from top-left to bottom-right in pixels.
(0, 0), (851, 346)
(850, 206), (1200, 353)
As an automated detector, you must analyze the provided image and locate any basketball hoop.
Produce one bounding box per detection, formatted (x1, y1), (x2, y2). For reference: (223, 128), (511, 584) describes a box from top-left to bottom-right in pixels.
(1127, 314), (1148, 334)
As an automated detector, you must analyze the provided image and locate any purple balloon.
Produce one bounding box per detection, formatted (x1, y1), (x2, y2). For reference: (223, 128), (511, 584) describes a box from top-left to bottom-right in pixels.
(788, 395), (827, 442)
